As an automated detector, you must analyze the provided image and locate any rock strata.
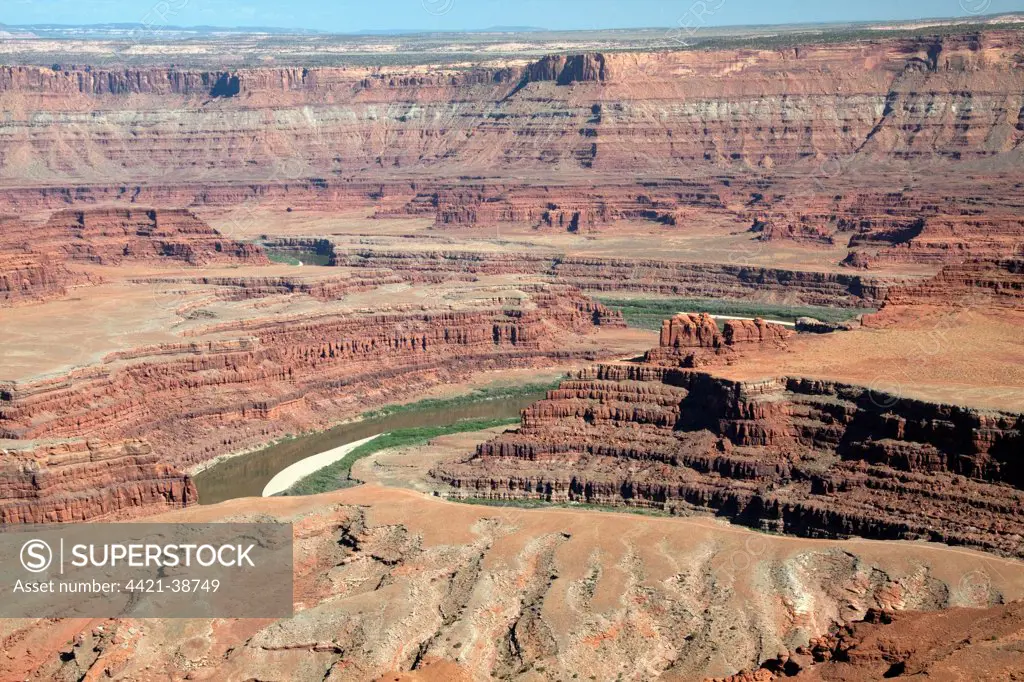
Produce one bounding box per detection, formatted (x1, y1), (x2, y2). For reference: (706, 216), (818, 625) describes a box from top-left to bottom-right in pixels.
(0, 285), (622, 521)
(882, 257), (1024, 308)
(338, 248), (890, 307)
(41, 208), (268, 266)
(0, 208), (266, 306)
(0, 439), (195, 523)
(436, 325), (1024, 558)
(645, 313), (794, 367)
(4, 32), (1023, 181)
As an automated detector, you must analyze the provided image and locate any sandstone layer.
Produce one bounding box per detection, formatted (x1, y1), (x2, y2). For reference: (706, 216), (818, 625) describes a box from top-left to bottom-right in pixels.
(2, 32), (1023, 183)
(38, 207), (268, 265)
(436, 315), (1024, 558)
(0, 207), (266, 306)
(336, 247), (890, 307)
(0, 439), (195, 524)
(0, 277), (625, 520)
(880, 256), (1024, 307)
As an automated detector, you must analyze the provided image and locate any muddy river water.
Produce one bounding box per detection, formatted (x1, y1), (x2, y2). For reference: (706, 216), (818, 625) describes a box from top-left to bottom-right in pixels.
(193, 392), (544, 504)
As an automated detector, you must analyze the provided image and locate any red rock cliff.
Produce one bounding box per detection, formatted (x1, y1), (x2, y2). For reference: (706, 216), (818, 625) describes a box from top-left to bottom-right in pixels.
(0, 439), (195, 523)
(435, 333), (1024, 558)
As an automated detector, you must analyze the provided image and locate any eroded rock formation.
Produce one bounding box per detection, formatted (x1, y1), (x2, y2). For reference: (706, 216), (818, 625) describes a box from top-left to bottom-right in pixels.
(424, 181), (721, 231)
(750, 190), (1024, 267)
(436, 325), (1024, 558)
(708, 602), (1024, 681)
(0, 284), (622, 521)
(882, 257), (1024, 308)
(0, 31), (1021, 275)
(645, 313), (793, 367)
(0, 439), (195, 523)
(0, 214), (93, 305)
(0, 208), (266, 306)
(4, 489), (1020, 681)
(337, 248), (889, 306)
(0, 251), (83, 305)
(3, 33), (1023, 181)
(39, 208), (268, 265)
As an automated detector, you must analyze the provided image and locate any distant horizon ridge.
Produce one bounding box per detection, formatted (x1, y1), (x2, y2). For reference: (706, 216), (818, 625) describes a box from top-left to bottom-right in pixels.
(2, 10), (1022, 38)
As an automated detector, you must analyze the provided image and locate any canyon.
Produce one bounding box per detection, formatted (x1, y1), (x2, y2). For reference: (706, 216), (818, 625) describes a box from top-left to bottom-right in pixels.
(0, 19), (1023, 681)
(2, 31), (1023, 181)
(436, 313), (1024, 558)
(0, 207), (631, 522)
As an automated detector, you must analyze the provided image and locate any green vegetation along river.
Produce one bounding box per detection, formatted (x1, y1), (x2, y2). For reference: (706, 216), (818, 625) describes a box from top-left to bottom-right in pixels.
(597, 297), (871, 330)
(193, 384), (553, 504)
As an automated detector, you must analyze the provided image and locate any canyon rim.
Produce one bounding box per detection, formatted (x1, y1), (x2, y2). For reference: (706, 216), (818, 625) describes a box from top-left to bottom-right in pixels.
(1, 5), (1024, 681)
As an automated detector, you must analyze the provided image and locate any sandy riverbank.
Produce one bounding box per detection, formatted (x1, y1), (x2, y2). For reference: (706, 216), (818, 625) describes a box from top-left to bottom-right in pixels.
(261, 434), (381, 497)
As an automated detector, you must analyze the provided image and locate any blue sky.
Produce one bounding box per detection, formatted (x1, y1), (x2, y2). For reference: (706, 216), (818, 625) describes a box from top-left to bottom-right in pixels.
(4, 0), (1023, 32)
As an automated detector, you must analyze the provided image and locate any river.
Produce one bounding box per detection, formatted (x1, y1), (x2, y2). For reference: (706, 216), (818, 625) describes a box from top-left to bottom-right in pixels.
(193, 391), (545, 504)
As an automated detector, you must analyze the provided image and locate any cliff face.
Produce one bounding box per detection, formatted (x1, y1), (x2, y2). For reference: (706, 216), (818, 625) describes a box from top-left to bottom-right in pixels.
(0, 208), (266, 306)
(425, 181), (723, 229)
(0, 214), (93, 305)
(40, 207), (268, 265)
(0, 439), (195, 523)
(1, 32), (1022, 183)
(0, 251), (82, 306)
(881, 257), (1024, 307)
(336, 248), (889, 306)
(523, 53), (608, 84)
(435, 321), (1024, 558)
(0, 284), (623, 523)
(749, 189), (1024, 267)
(0, 67), (258, 97)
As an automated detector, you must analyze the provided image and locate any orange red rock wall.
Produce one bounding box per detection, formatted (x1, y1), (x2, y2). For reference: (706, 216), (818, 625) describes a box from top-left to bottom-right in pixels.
(1, 286), (621, 466)
(437, 362), (1024, 557)
(0, 439), (196, 524)
(5, 33), (1022, 175)
(0, 208), (266, 306)
(1, 32), (1022, 266)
